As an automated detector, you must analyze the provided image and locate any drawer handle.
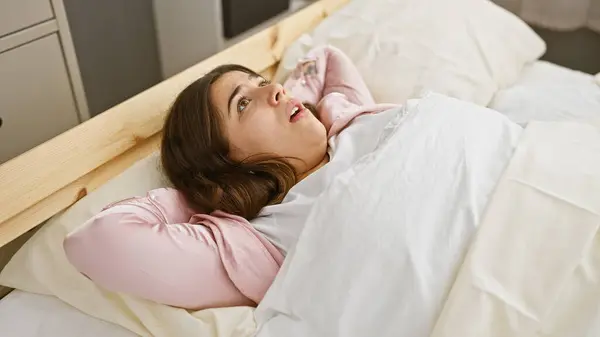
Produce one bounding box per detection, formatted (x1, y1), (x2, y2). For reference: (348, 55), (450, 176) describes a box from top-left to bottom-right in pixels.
(0, 117), (3, 128)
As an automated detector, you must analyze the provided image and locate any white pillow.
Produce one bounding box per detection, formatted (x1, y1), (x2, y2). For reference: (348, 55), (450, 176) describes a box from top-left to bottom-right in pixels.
(0, 153), (256, 337)
(275, 0), (546, 106)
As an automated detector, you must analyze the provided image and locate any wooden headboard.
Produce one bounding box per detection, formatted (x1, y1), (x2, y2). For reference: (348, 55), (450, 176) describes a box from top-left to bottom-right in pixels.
(0, 0), (350, 297)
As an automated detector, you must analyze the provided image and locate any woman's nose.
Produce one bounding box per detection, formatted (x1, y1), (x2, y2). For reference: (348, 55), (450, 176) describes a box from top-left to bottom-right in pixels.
(266, 83), (285, 107)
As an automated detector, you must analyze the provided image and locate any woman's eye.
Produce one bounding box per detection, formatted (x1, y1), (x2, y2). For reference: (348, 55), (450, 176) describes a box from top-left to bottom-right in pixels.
(237, 97), (250, 113)
(259, 79), (271, 87)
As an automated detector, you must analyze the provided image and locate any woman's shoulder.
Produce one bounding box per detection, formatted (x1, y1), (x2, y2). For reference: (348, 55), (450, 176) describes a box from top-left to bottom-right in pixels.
(101, 187), (196, 224)
(102, 187), (180, 206)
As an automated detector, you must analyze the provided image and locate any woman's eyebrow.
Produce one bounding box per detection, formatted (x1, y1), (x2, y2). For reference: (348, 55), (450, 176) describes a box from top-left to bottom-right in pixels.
(227, 73), (261, 115)
(228, 85), (242, 115)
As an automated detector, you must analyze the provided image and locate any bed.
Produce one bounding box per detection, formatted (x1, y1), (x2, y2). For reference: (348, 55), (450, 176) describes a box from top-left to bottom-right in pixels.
(1, 0), (600, 336)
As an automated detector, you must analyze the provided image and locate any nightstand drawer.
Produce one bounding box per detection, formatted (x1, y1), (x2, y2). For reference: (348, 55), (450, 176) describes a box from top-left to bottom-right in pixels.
(0, 0), (53, 38)
(0, 34), (79, 164)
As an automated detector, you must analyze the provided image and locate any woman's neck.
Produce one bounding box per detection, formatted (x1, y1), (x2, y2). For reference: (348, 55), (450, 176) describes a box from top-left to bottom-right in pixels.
(298, 154), (330, 181)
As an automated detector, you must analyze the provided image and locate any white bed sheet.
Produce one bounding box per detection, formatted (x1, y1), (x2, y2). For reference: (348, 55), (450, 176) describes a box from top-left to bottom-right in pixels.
(0, 290), (137, 337)
(490, 61), (600, 125)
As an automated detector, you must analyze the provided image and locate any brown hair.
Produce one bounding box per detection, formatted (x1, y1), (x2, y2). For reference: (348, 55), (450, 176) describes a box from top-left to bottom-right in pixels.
(161, 64), (307, 220)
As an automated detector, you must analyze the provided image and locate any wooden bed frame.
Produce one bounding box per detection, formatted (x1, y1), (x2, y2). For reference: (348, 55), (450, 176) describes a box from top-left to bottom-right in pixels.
(0, 0), (349, 297)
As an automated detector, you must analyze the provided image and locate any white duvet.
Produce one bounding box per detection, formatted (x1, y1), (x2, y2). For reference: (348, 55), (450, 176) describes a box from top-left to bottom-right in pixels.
(254, 93), (523, 336)
(432, 120), (600, 336)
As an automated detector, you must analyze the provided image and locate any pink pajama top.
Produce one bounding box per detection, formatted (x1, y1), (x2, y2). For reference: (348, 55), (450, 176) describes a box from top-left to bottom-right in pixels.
(64, 46), (398, 310)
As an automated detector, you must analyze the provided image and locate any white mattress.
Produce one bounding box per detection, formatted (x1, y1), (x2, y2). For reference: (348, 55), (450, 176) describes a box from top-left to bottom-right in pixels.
(0, 290), (136, 337)
(490, 61), (600, 125)
(0, 62), (598, 337)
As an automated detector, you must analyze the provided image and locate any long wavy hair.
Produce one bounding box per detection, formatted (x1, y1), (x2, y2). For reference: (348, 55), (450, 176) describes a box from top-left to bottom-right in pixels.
(161, 65), (316, 220)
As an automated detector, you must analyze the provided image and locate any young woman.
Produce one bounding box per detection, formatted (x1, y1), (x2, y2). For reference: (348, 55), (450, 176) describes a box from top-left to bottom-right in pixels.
(64, 46), (398, 310)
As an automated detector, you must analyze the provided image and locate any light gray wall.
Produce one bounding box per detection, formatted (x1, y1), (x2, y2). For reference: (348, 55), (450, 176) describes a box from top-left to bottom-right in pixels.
(534, 27), (600, 75)
(63, 0), (162, 116)
(492, 0), (600, 75)
(153, 0), (224, 78)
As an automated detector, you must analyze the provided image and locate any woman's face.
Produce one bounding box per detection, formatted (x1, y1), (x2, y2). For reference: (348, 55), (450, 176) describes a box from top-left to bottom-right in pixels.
(210, 70), (327, 173)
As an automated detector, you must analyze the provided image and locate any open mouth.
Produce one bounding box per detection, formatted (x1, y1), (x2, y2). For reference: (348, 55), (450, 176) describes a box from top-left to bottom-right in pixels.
(288, 100), (306, 123)
(290, 106), (301, 119)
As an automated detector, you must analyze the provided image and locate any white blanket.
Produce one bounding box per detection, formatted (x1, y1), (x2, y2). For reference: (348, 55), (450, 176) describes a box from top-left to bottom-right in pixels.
(254, 93), (523, 336)
(432, 120), (600, 336)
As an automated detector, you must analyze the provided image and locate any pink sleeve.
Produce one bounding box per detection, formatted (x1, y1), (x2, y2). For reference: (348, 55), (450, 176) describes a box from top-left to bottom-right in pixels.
(283, 45), (374, 106)
(63, 188), (283, 310)
(283, 45), (375, 132)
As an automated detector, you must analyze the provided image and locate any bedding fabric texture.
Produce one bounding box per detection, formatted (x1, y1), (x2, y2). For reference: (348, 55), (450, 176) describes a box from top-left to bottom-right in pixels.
(0, 290), (136, 337)
(490, 61), (600, 126)
(254, 93), (524, 337)
(431, 120), (600, 336)
(0, 154), (256, 337)
(275, 0), (546, 107)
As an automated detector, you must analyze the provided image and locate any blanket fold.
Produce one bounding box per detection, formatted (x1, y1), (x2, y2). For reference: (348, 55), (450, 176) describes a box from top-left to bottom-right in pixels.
(431, 121), (600, 337)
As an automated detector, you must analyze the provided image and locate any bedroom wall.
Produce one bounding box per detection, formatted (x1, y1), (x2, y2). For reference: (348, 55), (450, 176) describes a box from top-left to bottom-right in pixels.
(63, 0), (162, 117)
(535, 27), (600, 74)
(65, 0), (310, 116)
(490, 0), (600, 75)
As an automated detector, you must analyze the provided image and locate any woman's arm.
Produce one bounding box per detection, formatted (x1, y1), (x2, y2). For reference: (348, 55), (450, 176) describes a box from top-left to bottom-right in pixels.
(63, 188), (280, 310)
(283, 45), (375, 107)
